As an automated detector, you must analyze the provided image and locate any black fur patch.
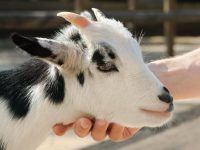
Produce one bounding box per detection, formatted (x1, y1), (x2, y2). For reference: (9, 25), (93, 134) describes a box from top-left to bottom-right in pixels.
(77, 72), (85, 86)
(70, 32), (87, 49)
(108, 51), (116, 59)
(45, 68), (65, 104)
(99, 43), (116, 59)
(92, 50), (105, 66)
(0, 139), (5, 150)
(92, 50), (118, 73)
(0, 59), (65, 119)
(58, 59), (64, 66)
(0, 59), (47, 119)
(11, 33), (55, 58)
(70, 33), (81, 43)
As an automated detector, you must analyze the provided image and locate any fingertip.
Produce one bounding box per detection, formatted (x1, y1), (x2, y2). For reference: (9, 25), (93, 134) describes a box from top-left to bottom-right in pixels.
(53, 124), (73, 136)
(76, 118), (93, 129)
(91, 120), (109, 141)
(74, 118), (93, 138)
(108, 124), (124, 142)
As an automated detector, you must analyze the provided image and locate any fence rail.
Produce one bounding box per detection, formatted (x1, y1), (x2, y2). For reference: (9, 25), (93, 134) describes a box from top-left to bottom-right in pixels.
(1, 10), (200, 25)
(0, 0), (200, 56)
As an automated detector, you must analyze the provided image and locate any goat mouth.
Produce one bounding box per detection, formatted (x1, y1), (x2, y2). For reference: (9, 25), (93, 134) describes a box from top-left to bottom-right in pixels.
(140, 108), (170, 118)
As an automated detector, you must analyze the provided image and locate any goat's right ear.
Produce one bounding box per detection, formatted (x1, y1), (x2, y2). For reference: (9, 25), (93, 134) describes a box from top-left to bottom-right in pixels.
(11, 33), (56, 58)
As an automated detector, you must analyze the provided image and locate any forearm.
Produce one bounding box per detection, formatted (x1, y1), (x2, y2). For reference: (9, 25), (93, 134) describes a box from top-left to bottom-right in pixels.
(148, 48), (200, 100)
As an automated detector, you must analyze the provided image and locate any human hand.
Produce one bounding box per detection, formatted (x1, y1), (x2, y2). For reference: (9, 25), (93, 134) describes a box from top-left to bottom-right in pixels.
(53, 118), (140, 142)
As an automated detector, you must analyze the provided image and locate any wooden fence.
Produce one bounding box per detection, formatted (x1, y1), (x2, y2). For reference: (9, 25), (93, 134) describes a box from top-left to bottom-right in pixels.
(0, 0), (200, 56)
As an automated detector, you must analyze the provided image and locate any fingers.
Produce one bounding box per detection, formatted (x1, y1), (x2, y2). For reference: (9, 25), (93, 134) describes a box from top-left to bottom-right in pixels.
(53, 123), (73, 136)
(91, 120), (109, 141)
(73, 118), (93, 138)
(108, 123), (124, 142)
(53, 118), (140, 143)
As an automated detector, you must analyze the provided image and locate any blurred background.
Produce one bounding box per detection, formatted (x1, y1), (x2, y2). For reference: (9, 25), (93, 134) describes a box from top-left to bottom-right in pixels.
(0, 0), (200, 150)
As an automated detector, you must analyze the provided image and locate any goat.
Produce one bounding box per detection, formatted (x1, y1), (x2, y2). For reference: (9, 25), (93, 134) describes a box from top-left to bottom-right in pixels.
(0, 9), (173, 150)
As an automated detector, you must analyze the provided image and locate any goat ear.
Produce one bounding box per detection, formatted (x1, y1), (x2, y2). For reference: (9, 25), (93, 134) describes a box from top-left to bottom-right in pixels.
(11, 33), (57, 58)
(11, 33), (85, 71)
(92, 8), (106, 21)
(57, 12), (91, 29)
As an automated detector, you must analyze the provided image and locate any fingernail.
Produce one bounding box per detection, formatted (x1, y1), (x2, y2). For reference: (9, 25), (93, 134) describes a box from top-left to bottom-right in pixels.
(80, 119), (89, 129)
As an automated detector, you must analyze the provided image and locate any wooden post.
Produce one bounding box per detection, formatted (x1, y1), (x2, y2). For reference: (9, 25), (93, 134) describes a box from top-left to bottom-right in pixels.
(74, 0), (90, 13)
(128, 0), (137, 10)
(127, 0), (137, 31)
(163, 0), (176, 56)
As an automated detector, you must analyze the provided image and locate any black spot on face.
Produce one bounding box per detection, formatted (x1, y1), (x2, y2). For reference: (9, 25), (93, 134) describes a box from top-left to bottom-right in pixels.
(0, 139), (6, 150)
(99, 43), (115, 59)
(70, 33), (81, 43)
(108, 51), (115, 59)
(92, 50), (105, 66)
(77, 72), (85, 86)
(92, 50), (118, 73)
(70, 32), (87, 50)
(45, 68), (65, 104)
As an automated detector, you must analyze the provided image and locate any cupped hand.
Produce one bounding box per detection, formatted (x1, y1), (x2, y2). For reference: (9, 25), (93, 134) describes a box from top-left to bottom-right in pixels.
(53, 118), (140, 142)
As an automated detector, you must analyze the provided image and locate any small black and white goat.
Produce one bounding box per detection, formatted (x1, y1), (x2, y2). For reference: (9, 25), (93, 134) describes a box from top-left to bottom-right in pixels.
(0, 9), (173, 150)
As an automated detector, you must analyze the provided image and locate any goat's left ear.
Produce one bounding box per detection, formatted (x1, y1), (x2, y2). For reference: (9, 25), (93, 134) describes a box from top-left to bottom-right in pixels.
(11, 33), (57, 58)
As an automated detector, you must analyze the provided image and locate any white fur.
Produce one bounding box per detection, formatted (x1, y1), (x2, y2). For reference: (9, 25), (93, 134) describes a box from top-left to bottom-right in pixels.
(0, 10), (173, 150)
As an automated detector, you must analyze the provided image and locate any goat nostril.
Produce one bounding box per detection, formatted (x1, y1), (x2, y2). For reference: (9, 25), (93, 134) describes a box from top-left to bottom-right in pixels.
(158, 93), (173, 104)
(167, 103), (174, 112)
(163, 86), (169, 93)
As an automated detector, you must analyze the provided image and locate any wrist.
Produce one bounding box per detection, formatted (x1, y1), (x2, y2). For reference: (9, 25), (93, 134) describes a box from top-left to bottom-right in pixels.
(148, 48), (200, 100)
(148, 57), (188, 100)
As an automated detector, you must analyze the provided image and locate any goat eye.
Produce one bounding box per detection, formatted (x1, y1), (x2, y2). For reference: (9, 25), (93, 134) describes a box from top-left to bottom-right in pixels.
(98, 62), (118, 72)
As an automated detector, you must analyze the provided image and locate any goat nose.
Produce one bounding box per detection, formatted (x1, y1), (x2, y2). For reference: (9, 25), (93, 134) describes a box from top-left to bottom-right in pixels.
(158, 93), (173, 103)
(158, 87), (174, 112)
(163, 86), (169, 93)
